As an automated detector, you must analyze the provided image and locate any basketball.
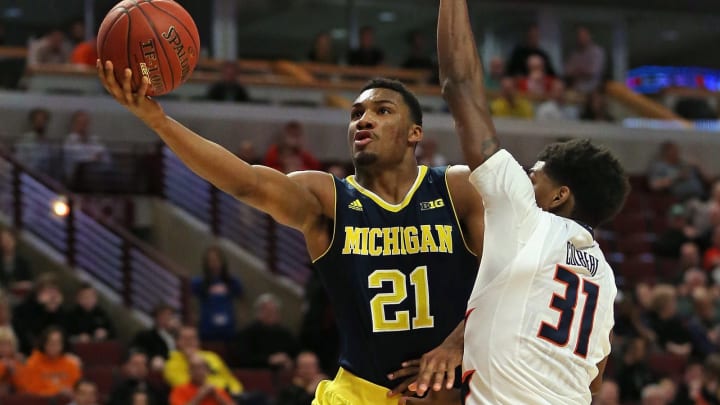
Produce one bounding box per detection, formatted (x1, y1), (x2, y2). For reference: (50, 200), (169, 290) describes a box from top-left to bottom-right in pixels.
(97, 0), (200, 96)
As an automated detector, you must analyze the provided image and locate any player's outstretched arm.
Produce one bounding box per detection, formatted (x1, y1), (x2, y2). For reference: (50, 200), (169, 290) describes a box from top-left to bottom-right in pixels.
(438, 0), (498, 171)
(97, 60), (323, 232)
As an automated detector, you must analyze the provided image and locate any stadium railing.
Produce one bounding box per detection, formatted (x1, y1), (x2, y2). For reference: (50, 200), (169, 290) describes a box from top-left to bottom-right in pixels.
(0, 148), (190, 319)
(162, 147), (312, 286)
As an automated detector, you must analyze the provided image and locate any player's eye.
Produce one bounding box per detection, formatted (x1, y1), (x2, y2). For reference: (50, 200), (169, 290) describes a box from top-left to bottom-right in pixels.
(379, 107), (391, 114)
(351, 110), (363, 119)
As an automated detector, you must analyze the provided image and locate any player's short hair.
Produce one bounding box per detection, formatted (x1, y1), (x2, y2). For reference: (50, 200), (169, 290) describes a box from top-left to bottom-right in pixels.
(361, 78), (423, 127)
(538, 139), (629, 228)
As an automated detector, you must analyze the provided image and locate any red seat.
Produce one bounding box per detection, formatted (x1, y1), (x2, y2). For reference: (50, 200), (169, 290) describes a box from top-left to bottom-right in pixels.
(655, 258), (681, 282)
(647, 352), (687, 381)
(617, 233), (656, 255)
(84, 365), (118, 398)
(72, 340), (124, 367)
(202, 341), (229, 359)
(611, 213), (649, 235)
(619, 256), (656, 287)
(1, 394), (53, 405)
(650, 195), (678, 218)
(233, 368), (275, 397)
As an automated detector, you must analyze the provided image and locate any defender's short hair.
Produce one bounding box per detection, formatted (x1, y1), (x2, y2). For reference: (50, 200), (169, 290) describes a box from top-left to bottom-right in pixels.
(538, 139), (629, 227)
(361, 78), (423, 126)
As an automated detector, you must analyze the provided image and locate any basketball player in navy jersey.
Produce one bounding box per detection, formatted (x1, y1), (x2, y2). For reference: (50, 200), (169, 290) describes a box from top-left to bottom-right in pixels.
(97, 60), (485, 403)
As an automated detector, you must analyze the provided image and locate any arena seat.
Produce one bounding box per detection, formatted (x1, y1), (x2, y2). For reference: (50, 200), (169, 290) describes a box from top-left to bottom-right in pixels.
(1, 394), (54, 405)
(617, 233), (656, 255)
(619, 256), (656, 287)
(84, 365), (118, 399)
(72, 340), (124, 367)
(647, 352), (687, 381)
(233, 368), (276, 397)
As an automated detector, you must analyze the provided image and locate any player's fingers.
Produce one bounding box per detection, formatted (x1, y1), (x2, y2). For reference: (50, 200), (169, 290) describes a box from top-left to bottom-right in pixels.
(137, 75), (150, 102)
(103, 61), (124, 100)
(445, 366), (455, 390)
(96, 59), (107, 88)
(432, 369), (446, 392)
(388, 375), (418, 396)
(122, 68), (134, 104)
(416, 358), (438, 395)
(388, 365), (419, 380)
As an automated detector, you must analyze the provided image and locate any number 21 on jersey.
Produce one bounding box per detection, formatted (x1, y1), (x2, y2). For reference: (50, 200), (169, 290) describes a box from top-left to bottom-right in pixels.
(537, 265), (599, 358)
(368, 266), (434, 332)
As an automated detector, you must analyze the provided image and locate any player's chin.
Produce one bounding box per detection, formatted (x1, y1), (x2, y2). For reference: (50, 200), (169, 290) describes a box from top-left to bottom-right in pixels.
(353, 151), (378, 166)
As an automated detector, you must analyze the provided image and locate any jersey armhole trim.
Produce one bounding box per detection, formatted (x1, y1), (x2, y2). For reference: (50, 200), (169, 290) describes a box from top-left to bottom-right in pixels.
(311, 172), (337, 264)
(445, 166), (477, 257)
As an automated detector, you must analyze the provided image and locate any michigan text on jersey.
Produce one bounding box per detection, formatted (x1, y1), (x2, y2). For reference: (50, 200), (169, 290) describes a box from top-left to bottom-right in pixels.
(341, 225), (454, 256)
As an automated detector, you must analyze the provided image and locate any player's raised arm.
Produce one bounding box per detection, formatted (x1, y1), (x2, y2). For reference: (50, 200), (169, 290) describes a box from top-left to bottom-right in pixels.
(97, 61), (324, 232)
(438, 0), (498, 171)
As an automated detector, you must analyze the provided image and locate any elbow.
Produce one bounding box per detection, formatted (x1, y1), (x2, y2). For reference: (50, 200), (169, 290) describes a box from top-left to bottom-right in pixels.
(441, 78), (469, 100)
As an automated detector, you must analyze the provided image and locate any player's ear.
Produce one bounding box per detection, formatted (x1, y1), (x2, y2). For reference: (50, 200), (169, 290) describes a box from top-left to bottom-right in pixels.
(408, 124), (423, 145)
(549, 185), (571, 209)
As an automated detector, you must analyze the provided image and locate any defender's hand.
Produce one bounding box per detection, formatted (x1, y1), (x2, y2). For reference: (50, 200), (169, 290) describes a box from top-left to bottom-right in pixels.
(413, 340), (463, 396)
(96, 60), (166, 129)
(400, 388), (461, 405)
(388, 359), (421, 396)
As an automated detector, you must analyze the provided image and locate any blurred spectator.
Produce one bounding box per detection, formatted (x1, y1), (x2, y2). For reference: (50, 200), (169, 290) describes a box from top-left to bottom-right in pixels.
(68, 380), (99, 405)
(517, 54), (556, 98)
(673, 361), (704, 404)
(580, 89), (614, 122)
(164, 325), (242, 396)
(0, 291), (13, 332)
(614, 292), (655, 343)
(108, 351), (166, 405)
(0, 228), (33, 293)
(687, 287), (720, 359)
(131, 303), (178, 371)
(680, 242), (703, 273)
(192, 246), (243, 342)
(275, 351), (327, 405)
(0, 326), (22, 395)
(12, 274), (68, 355)
(347, 26), (384, 66)
(703, 226), (720, 271)
(592, 380), (619, 405)
(640, 383), (671, 405)
(698, 354), (720, 404)
(689, 180), (720, 236)
(647, 284), (692, 356)
(236, 140), (260, 165)
(307, 32), (337, 64)
(68, 20), (86, 46)
(325, 163), (347, 179)
(674, 97), (718, 120)
(263, 121), (321, 173)
(648, 141), (707, 201)
(169, 354), (235, 405)
(234, 293), (299, 371)
(505, 25), (556, 77)
(536, 80), (580, 121)
(299, 271), (338, 375)
(617, 337), (655, 402)
(63, 110), (111, 182)
(564, 26), (606, 94)
(13, 326), (81, 397)
(677, 268), (708, 317)
(27, 29), (72, 65)
(484, 56), (505, 92)
(653, 204), (699, 259)
(490, 77), (534, 119)
(416, 138), (447, 167)
(206, 61), (250, 103)
(14, 107), (58, 177)
(133, 391), (151, 405)
(66, 283), (115, 343)
(70, 36), (98, 67)
(402, 30), (434, 70)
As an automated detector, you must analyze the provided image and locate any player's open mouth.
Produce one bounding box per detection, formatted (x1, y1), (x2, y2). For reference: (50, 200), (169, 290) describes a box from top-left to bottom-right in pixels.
(354, 130), (373, 146)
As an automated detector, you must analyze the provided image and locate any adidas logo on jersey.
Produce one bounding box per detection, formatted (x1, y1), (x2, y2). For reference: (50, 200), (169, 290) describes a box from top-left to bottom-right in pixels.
(348, 199), (363, 211)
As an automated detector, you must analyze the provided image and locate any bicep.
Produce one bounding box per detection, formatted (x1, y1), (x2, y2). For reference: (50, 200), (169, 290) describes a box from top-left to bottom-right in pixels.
(590, 355), (608, 395)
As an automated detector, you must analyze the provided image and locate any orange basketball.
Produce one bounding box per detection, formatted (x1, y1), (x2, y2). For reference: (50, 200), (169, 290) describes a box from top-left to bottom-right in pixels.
(97, 0), (200, 96)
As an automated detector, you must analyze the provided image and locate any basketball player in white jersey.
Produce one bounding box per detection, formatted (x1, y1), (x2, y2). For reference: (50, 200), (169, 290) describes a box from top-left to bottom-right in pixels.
(406, 1), (630, 404)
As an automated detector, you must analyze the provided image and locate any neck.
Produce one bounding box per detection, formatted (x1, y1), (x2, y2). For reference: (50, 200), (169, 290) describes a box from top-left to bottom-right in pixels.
(354, 161), (420, 205)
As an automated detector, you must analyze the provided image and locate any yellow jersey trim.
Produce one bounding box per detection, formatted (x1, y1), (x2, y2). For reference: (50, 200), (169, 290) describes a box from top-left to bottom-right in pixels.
(346, 166), (428, 213)
(311, 173), (337, 264)
(445, 166), (477, 256)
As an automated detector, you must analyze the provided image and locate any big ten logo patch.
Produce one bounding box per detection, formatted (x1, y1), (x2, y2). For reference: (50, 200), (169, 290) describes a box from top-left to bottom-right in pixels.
(420, 198), (445, 211)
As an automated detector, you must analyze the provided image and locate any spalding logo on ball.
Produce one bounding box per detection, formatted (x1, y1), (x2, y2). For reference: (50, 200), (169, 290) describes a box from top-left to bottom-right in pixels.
(97, 0), (200, 96)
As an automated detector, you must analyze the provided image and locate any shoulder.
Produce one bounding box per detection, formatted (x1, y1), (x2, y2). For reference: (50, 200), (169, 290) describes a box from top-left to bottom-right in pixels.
(288, 170), (336, 212)
(445, 165), (484, 217)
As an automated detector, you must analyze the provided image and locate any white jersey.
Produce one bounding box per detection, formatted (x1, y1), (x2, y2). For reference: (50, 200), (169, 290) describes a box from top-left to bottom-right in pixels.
(463, 150), (616, 405)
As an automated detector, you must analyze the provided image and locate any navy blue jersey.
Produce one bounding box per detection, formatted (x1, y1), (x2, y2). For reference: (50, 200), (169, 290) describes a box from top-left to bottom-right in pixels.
(313, 166), (478, 388)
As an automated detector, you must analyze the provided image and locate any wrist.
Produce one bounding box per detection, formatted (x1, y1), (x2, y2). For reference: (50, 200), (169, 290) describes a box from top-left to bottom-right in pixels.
(147, 114), (169, 132)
